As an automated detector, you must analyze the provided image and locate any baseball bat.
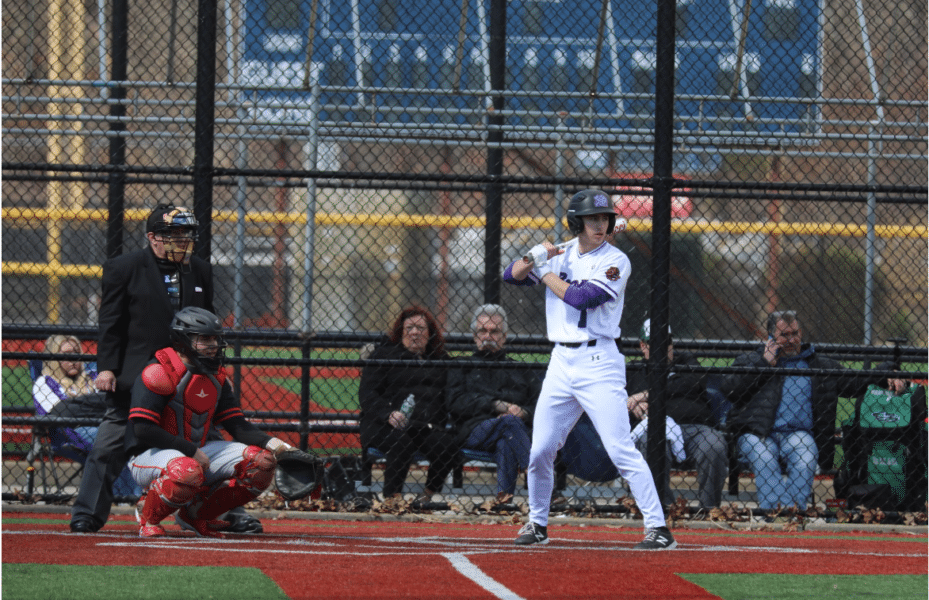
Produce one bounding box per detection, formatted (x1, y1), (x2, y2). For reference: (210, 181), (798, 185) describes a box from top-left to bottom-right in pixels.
(523, 241), (571, 265)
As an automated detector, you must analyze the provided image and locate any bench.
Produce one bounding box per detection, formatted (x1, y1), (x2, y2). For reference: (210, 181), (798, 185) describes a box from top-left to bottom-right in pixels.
(360, 446), (497, 491)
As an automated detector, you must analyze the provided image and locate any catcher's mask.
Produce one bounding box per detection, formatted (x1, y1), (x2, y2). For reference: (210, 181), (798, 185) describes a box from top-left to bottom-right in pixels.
(170, 307), (227, 374)
(148, 204), (197, 265)
(566, 189), (616, 236)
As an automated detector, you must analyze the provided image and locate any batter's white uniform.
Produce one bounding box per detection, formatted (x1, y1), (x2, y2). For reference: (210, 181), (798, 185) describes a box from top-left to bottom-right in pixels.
(514, 238), (666, 529)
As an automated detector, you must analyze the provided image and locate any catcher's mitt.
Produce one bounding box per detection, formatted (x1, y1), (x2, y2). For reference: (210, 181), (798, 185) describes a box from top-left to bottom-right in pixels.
(274, 449), (325, 500)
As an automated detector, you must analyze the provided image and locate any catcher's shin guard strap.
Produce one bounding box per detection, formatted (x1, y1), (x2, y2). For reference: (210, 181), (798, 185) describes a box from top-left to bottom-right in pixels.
(142, 457), (203, 526)
(235, 446), (276, 493)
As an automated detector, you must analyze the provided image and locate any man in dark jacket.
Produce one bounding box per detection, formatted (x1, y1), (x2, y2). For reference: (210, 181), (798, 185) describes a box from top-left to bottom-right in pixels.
(448, 304), (541, 504)
(721, 310), (898, 510)
(626, 320), (728, 509)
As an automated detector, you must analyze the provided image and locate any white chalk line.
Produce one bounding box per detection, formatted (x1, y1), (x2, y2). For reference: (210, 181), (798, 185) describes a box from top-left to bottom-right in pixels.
(6, 530), (925, 560)
(441, 552), (526, 600)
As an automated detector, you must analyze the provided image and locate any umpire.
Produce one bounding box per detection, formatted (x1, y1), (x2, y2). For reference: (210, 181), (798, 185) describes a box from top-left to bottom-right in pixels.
(70, 204), (214, 532)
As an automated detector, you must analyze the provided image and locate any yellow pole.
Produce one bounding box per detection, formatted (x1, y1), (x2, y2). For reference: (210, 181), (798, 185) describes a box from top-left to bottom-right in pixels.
(46, 0), (66, 324)
(45, 0), (87, 324)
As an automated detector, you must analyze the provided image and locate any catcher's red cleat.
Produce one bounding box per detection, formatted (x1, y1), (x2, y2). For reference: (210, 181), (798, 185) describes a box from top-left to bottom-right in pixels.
(139, 523), (166, 538)
(175, 509), (227, 538)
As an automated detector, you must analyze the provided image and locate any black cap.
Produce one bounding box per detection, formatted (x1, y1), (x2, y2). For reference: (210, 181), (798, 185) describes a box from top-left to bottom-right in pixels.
(146, 204), (176, 233)
(146, 204), (197, 235)
(640, 319), (671, 341)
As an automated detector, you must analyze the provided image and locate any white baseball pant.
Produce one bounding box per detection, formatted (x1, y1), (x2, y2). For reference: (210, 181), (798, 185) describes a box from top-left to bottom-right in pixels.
(527, 341), (667, 529)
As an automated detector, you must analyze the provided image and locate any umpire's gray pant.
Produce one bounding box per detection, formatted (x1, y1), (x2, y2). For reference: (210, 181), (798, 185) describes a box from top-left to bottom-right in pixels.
(71, 398), (129, 527)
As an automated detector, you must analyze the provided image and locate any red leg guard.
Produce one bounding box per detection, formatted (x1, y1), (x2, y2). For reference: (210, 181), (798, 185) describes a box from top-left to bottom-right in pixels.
(184, 446), (275, 523)
(140, 456), (203, 530)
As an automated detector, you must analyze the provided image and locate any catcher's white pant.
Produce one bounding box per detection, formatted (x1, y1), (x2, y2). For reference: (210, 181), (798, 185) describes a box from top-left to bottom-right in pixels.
(527, 341), (667, 529)
(129, 440), (250, 491)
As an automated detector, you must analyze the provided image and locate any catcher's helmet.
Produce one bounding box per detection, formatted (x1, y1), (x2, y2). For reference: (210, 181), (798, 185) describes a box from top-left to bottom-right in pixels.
(147, 204), (198, 265)
(566, 189), (616, 236)
(170, 307), (227, 373)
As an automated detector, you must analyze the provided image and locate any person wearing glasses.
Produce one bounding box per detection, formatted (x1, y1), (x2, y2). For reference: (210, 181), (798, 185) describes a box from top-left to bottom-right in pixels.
(358, 305), (459, 505)
(721, 310), (900, 511)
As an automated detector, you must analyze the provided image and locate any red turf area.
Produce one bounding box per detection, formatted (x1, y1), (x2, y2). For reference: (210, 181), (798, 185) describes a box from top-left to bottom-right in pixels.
(3, 511), (926, 600)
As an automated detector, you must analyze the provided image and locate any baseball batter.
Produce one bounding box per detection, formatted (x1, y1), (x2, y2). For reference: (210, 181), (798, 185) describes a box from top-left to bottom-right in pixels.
(503, 189), (676, 550)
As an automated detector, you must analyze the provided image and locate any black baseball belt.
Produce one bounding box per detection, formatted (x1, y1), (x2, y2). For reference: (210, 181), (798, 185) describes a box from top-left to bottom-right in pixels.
(558, 340), (597, 348)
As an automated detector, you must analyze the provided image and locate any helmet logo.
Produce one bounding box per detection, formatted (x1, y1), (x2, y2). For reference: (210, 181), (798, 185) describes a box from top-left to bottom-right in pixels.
(594, 194), (609, 207)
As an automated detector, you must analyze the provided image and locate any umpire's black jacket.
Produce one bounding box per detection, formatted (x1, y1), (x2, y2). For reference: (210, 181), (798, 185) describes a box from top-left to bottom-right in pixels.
(720, 343), (893, 471)
(96, 246), (214, 404)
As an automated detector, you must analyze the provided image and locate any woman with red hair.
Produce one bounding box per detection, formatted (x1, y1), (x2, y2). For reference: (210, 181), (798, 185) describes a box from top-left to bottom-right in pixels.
(359, 306), (459, 504)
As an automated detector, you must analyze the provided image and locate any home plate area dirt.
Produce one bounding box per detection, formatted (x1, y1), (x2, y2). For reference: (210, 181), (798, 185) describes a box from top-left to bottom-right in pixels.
(3, 511), (926, 600)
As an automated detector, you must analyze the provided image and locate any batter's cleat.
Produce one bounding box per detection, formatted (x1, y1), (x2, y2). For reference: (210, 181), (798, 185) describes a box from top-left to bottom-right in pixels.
(514, 522), (549, 546)
(139, 523), (166, 538)
(175, 510), (227, 539)
(634, 526), (677, 550)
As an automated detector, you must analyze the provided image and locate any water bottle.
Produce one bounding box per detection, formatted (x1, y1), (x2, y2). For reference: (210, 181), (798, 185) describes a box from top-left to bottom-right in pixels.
(400, 394), (416, 420)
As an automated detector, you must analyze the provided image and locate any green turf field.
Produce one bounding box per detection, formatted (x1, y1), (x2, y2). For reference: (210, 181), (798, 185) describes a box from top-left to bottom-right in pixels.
(682, 573), (928, 600)
(1, 564), (290, 600)
(3, 565), (925, 600)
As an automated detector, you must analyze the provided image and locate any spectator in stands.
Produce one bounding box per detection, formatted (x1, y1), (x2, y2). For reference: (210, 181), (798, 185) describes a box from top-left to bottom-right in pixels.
(721, 310), (900, 511)
(448, 304), (540, 505)
(33, 334), (138, 496)
(626, 320), (728, 509)
(359, 305), (459, 505)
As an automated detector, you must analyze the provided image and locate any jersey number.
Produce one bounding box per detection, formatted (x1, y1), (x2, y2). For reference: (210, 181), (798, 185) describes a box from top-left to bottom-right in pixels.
(577, 309), (587, 328)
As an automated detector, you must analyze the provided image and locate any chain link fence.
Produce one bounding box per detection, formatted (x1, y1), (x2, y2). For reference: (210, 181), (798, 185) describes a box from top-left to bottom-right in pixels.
(2, 0), (926, 521)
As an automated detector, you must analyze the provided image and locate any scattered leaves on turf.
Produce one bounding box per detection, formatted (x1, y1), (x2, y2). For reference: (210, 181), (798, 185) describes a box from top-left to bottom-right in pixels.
(234, 489), (927, 525)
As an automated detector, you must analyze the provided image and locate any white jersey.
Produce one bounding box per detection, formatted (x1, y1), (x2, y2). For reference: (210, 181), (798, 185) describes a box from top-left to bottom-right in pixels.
(530, 238), (631, 343)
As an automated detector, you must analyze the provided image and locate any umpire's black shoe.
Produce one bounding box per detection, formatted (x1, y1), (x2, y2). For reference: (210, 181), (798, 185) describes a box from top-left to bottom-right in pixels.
(222, 514), (263, 534)
(633, 526), (677, 550)
(70, 518), (100, 533)
(514, 522), (548, 546)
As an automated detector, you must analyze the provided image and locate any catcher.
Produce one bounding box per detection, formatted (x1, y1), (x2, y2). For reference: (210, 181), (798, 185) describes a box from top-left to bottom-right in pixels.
(126, 307), (294, 538)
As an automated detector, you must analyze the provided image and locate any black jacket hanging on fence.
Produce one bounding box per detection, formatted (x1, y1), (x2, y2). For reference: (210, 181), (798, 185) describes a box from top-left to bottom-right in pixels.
(721, 342), (894, 471)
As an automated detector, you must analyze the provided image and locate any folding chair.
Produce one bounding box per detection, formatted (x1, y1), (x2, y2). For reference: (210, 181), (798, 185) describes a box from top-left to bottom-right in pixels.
(25, 359), (89, 499)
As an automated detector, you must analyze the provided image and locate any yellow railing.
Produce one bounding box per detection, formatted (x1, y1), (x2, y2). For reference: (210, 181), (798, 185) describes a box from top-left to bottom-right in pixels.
(2, 207), (926, 281)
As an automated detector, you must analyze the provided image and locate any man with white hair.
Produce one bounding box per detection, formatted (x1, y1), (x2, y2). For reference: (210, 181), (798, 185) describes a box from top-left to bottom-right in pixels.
(448, 304), (541, 504)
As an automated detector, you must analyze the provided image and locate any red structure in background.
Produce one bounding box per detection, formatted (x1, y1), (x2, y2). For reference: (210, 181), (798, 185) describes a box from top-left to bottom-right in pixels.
(608, 173), (694, 219)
